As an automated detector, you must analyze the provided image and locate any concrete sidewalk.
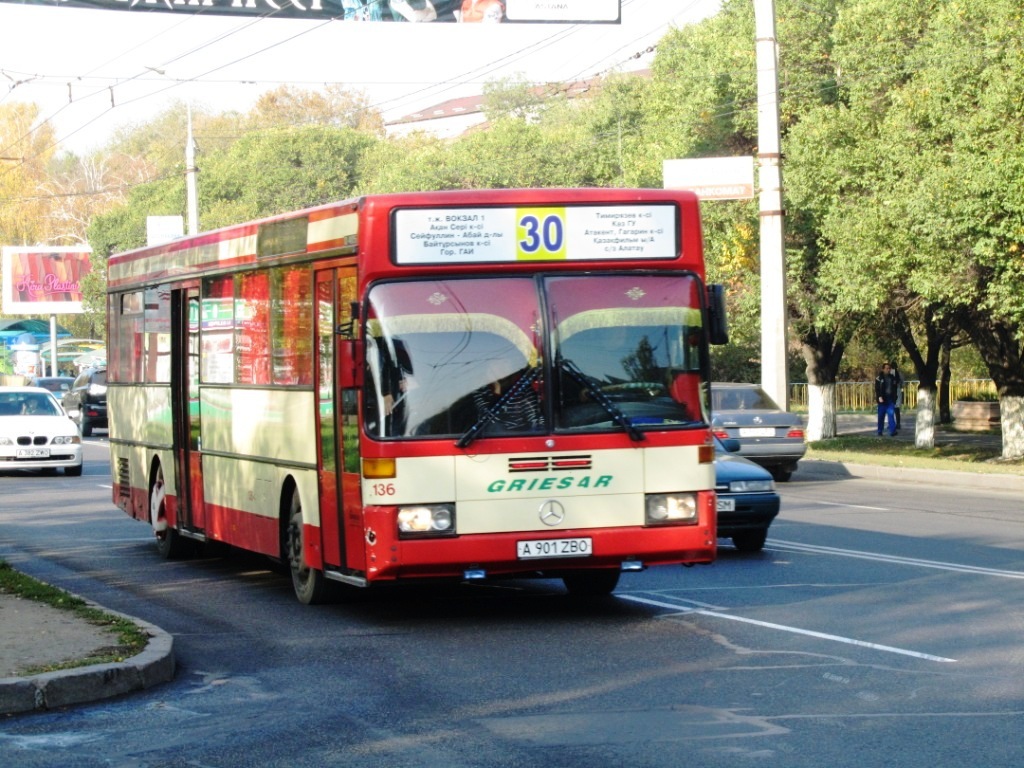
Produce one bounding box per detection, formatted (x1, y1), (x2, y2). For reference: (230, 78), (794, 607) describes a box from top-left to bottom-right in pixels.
(0, 589), (174, 716)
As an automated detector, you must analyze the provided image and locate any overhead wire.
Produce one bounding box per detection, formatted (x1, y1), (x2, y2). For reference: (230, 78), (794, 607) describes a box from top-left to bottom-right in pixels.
(2, 1), (846, 207)
(2, 0), (659, 164)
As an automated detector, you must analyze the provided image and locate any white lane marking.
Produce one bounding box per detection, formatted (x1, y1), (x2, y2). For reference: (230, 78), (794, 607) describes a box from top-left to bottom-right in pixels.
(621, 594), (957, 663)
(769, 540), (1024, 579)
(804, 500), (890, 511)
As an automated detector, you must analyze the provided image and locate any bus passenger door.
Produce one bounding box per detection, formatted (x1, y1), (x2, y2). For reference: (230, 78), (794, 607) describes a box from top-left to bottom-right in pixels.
(171, 287), (205, 532)
(315, 270), (363, 573)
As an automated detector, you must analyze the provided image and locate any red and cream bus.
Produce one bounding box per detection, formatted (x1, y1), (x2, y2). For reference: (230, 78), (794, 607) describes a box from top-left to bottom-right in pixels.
(106, 188), (728, 603)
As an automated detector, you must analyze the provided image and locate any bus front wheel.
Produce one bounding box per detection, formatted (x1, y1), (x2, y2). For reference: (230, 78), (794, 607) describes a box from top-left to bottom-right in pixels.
(285, 487), (333, 605)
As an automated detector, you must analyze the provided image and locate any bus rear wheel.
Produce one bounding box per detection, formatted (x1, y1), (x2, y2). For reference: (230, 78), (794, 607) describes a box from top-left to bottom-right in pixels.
(285, 487), (333, 605)
(561, 569), (620, 597)
(151, 463), (191, 559)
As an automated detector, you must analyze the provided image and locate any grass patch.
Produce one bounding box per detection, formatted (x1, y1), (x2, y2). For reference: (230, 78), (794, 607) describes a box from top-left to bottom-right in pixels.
(0, 559), (149, 675)
(808, 435), (1024, 474)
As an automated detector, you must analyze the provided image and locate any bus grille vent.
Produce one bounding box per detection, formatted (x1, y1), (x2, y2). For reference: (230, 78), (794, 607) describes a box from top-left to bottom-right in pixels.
(117, 458), (130, 500)
(508, 455), (592, 473)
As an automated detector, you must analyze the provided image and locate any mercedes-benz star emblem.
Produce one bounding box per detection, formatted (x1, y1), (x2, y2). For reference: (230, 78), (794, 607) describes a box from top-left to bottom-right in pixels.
(539, 500), (565, 527)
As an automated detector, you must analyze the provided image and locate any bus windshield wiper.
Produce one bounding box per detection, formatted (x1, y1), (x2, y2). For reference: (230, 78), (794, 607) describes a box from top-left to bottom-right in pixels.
(558, 355), (645, 442)
(456, 366), (542, 449)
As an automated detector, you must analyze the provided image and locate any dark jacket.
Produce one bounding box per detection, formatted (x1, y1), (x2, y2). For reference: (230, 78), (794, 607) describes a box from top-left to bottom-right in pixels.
(875, 371), (899, 404)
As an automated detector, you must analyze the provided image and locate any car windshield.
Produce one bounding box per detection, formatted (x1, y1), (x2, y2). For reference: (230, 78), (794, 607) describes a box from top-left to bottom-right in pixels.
(0, 392), (61, 417)
(712, 386), (781, 411)
(33, 379), (71, 393)
(363, 274), (708, 440)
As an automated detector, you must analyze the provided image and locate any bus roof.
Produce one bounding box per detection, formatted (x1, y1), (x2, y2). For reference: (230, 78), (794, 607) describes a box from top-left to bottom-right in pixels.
(107, 188), (704, 291)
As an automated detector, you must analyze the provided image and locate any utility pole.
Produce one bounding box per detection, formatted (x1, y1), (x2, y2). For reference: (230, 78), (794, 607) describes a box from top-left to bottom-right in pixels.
(186, 103), (199, 236)
(754, 0), (789, 409)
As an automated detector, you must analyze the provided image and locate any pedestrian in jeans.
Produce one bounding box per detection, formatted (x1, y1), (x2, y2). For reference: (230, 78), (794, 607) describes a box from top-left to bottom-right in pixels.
(875, 363), (898, 436)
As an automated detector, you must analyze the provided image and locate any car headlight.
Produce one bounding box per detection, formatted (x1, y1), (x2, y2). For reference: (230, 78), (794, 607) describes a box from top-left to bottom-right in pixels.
(52, 435), (82, 446)
(397, 504), (456, 536)
(0, 437), (12, 446)
(645, 493), (698, 525)
(729, 479), (774, 492)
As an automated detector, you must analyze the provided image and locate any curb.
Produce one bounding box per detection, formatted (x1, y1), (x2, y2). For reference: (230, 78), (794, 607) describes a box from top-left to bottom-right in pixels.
(0, 607), (174, 716)
(797, 458), (1024, 493)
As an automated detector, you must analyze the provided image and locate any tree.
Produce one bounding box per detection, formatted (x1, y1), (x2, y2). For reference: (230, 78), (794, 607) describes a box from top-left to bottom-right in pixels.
(786, 0), (1024, 458)
(200, 125), (376, 228)
(0, 102), (57, 246)
(248, 85), (384, 135)
(643, 1), (854, 439)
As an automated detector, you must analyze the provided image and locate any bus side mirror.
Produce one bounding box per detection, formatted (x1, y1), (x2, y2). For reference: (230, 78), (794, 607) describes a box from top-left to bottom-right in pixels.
(706, 284), (729, 346)
(339, 338), (364, 389)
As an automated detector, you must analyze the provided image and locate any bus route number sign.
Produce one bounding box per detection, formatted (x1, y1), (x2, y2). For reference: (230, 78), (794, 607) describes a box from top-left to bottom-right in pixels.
(393, 205), (677, 265)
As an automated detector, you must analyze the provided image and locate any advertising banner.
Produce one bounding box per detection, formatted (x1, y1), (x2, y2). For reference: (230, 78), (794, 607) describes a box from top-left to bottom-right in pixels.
(663, 157), (756, 201)
(2, 246), (92, 315)
(0, 0), (620, 23)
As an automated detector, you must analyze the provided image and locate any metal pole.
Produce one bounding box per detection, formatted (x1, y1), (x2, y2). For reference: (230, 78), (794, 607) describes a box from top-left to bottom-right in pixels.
(186, 103), (199, 236)
(49, 315), (58, 376)
(754, 0), (789, 409)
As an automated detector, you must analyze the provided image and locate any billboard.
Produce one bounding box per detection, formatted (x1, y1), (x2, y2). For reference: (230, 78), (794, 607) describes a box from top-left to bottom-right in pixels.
(0, 0), (621, 23)
(2, 246), (92, 315)
(663, 157), (756, 201)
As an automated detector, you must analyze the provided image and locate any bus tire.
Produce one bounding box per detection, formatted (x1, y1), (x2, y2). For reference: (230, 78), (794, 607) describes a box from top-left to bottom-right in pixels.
(561, 569), (620, 597)
(151, 462), (192, 560)
(285, 485), (333, 605)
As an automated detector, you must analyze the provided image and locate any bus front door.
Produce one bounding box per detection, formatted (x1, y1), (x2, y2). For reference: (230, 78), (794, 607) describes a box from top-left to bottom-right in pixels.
(315, 269), (364, 575)
(171, 287), (205, 533)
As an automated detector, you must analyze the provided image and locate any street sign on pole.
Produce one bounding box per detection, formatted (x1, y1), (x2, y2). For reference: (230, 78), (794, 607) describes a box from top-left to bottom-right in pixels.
(663, 157), (755, 200)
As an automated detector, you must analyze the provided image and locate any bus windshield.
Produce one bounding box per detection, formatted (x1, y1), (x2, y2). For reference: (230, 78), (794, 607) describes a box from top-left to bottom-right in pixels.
(364, 273), (705, 440)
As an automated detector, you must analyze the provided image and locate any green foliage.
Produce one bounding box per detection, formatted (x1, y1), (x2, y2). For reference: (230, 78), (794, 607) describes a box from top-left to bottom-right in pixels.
(786, 0), (1024, 400)
(200, 125), (375, 227)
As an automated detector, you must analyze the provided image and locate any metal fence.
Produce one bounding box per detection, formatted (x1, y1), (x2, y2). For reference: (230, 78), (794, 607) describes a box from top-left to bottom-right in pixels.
(789, 379), (997, 412)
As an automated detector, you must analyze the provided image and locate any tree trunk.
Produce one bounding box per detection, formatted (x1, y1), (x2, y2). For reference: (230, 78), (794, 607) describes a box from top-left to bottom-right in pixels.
(1000, 395), (1024, 460)
(800, 330), (844, 443)
(914, 386), (936, 449)
(805, 382), (836, 441)
(959, 306), (1024, 461)
(938, 337), (951, 423)
(891, 303), (947, 441)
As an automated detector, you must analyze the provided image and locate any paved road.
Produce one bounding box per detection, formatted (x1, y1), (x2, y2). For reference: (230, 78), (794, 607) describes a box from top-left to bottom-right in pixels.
(2, 466), (1023, 767)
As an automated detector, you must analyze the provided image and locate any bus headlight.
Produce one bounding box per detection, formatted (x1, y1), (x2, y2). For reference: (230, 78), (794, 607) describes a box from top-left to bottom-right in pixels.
(645, 493), (698, 525)
(397, 504), (456, 536)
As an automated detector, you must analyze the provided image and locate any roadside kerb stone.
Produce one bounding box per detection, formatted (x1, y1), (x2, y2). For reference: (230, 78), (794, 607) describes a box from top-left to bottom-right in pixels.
(0, 610), (174, 716)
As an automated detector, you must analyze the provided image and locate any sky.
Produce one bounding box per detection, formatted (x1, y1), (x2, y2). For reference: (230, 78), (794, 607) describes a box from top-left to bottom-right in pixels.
(0, 0), (721, 154)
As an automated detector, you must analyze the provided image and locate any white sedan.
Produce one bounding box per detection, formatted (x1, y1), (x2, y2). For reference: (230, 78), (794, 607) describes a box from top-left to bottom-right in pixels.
(0, 386), (84, 476)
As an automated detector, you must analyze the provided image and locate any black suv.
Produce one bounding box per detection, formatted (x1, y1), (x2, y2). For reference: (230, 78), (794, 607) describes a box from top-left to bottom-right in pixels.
(63, 367), (108, 437)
